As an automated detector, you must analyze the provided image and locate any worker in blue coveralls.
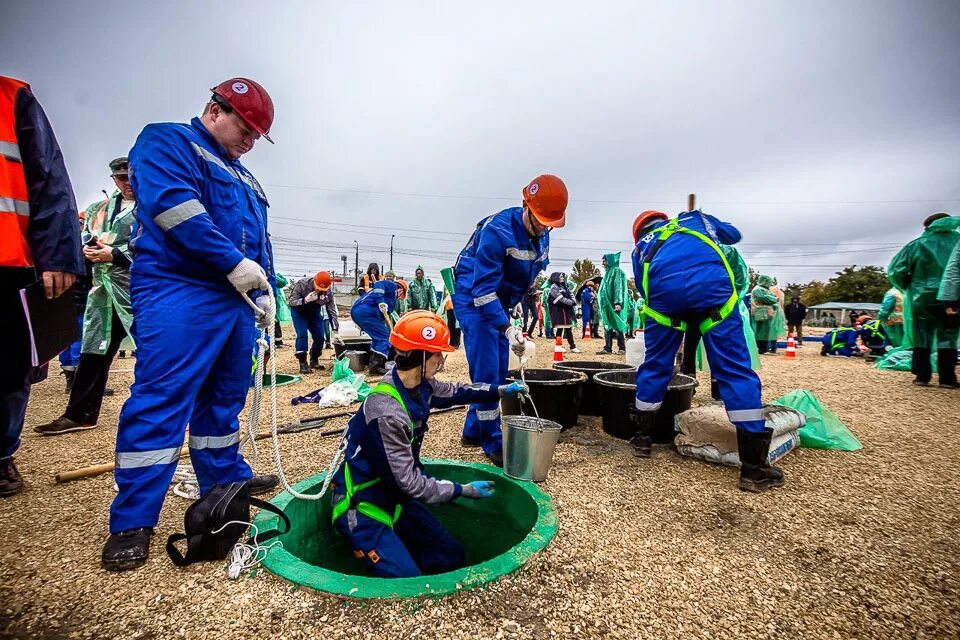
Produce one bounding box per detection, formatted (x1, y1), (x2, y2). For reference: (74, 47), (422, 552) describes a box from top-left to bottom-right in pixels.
(630, 209), (784, 493)
(453, 175), (568, 466)
(351, 278), (405, 376)
(331, 311), (528, 578)
(820, 326), (861, 356)
(103, 78), (280, 571)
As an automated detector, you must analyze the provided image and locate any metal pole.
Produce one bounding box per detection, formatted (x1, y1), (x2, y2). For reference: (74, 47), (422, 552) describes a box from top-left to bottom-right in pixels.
(341, 254), (347, 280)
(390, 234), (395, 271)
(354, 240), (359, 292)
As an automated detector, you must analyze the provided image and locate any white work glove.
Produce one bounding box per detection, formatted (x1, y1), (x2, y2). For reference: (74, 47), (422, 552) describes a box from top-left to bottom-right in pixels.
(255, 295), (275, 329)
(304, 290), (319, 303)
(227, 258), (269, 293)
(505, 325), (526, 358)
(378, 302), (389, 315)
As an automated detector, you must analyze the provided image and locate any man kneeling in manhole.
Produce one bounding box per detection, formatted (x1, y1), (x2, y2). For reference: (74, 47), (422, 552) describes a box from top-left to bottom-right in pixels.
(330, 311), (528, 577)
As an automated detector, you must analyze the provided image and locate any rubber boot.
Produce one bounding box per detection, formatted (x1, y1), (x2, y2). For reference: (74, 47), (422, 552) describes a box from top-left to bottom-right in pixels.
(295, 352), (310, 374)
(368, 352), (388, 376)
(309, 344), (325, 370)
(912, 347), (932, 385)
(628, 408), (656, 458)
(102, 527), (154, 571)
(937, 348), (958, 389)
(63, 369), (75, 393)
(736, 427), (785, 493)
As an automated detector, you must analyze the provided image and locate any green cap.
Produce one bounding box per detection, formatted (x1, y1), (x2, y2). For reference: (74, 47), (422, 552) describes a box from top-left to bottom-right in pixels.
(109, 157), (129, 175)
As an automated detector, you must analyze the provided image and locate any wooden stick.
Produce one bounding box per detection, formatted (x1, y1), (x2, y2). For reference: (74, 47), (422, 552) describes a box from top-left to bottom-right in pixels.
(687, 193), (696, 211)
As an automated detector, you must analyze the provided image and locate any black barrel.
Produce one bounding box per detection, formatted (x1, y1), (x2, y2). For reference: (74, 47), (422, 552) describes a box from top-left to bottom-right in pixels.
(593, 371), (698, 442)
(500, 368), (588, 430)
(553, 360), (634, 416)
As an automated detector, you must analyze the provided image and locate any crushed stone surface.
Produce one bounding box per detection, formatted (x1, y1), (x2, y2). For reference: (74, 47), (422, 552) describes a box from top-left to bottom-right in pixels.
(1, 330), (958, 639)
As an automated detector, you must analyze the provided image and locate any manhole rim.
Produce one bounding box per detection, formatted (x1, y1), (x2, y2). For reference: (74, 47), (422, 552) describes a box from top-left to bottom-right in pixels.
(253, 457), (558, 599)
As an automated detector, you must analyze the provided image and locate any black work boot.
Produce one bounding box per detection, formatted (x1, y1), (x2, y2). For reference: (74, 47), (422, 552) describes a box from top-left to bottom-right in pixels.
(247, 474), (279, 496)
(368, 353), (388, 376)
(0, 458), (23, 498)
(628, 408), (656, 458)
(309, 345), (326, 371)
(736, 427), (786, 493)
(34, 415), (95, 436)
(937, 348), (958, 389)
(912, 347), (932, 385)
(102, 527), (154, 571)
(62, 368), (76, 393)
(295, 352), (310, 374)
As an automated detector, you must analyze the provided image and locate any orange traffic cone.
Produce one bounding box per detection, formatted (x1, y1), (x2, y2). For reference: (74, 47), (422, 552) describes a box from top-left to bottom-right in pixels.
(584, 323), (592, 340)
(785, 333), (797, 359)
(553, 335), (564, 362)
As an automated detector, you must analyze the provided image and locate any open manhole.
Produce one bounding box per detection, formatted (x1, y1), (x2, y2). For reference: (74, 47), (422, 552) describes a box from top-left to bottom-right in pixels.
(252, 458), (557, 598)
(250, 373), (302, 388)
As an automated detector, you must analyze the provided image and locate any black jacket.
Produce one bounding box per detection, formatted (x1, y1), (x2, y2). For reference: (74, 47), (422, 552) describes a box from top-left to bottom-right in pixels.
(785, 302), (807, 323)
(547, 272), (576, 327)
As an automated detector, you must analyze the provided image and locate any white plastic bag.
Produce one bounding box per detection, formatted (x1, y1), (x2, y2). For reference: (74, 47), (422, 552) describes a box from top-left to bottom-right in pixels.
(317, 379), (360, 408)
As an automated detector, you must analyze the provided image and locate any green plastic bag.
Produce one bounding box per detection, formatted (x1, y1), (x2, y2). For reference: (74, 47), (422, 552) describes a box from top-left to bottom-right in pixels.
(875, 346), (937, 372)
(332, 357), (371, 401)
(773, 389), (862, 451)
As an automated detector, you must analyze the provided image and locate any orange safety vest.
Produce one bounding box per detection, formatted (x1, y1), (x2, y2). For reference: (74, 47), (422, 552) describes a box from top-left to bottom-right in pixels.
(0, 76), (31, 268)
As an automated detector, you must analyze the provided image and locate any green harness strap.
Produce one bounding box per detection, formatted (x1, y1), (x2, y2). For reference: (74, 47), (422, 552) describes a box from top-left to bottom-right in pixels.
(640, 219), (739, 334)
(830, 328), (855, 352)
(331, 383), (413, 529)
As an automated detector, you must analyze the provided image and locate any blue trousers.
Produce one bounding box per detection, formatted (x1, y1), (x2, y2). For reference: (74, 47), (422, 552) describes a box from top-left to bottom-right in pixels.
(637, 306), (765, 433)
(333, 499), (464, 578)
(58, 310), (84, 370)
(109, 280), (255, 533)
(1, 387), (30, 459)
(351, 303), (391, 357)
(290, 305), (325, 355)
(455, 301), (509, 455)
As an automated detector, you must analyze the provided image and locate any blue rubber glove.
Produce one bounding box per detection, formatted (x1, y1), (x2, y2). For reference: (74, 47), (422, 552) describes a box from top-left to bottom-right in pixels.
(462, 480), (495, 499)
(498, 381), (529, 398)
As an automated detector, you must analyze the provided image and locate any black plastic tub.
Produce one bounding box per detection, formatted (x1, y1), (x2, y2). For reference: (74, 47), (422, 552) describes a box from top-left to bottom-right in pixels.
(334, 336), (372, 360)
(553, 361), (635, 416)
(593, 371), (698, 442)
(500, 368), (588, 430)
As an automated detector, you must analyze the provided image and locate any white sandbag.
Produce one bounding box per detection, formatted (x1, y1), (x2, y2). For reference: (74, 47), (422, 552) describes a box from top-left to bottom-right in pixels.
(674, 404), (805, 467)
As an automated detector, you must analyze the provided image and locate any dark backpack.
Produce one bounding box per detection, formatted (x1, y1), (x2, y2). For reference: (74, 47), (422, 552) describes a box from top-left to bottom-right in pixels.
(165, 481), (291, 567)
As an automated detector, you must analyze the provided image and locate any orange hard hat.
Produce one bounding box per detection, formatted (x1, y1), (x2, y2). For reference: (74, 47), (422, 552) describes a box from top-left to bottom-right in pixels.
(211, 77), (275, 143)
(632, 210), (669, 243)
(390, 311), (456, 353)
(396, 279), (408, 299)
(522, 175), (568, 228)
(314, 271), (333, 290)
(857, 314), (871, 324)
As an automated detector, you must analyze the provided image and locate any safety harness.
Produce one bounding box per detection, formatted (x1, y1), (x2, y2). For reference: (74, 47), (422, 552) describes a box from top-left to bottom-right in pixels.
(861, 320), (885, 343)
(830, 328), (855, 352)
(331, 383), (414, 529)
(639, 218), (739, 334)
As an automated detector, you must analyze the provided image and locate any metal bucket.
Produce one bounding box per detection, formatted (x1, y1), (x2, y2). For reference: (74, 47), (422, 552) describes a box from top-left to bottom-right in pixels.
(343, 350), (370, 371)
(502, 415), (562, 483)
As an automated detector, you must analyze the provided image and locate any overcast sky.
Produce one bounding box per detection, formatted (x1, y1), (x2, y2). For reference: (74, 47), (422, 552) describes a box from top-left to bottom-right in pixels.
(3, 0), (958, 286)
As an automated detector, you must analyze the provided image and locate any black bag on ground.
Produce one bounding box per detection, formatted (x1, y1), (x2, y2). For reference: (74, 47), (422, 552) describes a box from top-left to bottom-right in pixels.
(165, 481), (291, 567)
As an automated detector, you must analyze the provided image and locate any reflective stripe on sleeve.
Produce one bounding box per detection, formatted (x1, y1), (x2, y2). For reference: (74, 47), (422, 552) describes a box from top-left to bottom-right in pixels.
(727, 408), (764, 423)
(634, 398), (662, 411)
(154, 199), (205, 231)
(0, 196), (29, 217)
(505, 247), (537, 261)
(188, 431), (240, 450)
(476, 407), (501, 421)
(473, 293), (498, 306)
(115, 447), (182, 469)
(0, 141), (21, 162)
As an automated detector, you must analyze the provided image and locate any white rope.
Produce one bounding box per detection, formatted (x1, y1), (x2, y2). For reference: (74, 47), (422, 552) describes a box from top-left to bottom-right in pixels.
(210, 520), (284, 580)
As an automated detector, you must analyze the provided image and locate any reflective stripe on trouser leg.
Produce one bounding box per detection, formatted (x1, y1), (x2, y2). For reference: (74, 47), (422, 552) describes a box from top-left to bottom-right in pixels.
(700, 310), (765, 432)
(457, 302), (508, 455)
(188, 305), (256, 494)
(634, 321), (683, 411)
(352, 304), (391, 357)
(332, 508), (422, 578)
(110, 282), (247, 533)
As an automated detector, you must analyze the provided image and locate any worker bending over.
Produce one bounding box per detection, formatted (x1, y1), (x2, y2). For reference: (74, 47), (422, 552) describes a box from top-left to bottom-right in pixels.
(288, 271), (338, 373)
(351, 278), (402, 375)
(453, 175), (567, 465)
(630, 209), (782, 493)
(820, 327), (861, 357)
(331, 311), (527, 578)
(857, 316), (889, 356)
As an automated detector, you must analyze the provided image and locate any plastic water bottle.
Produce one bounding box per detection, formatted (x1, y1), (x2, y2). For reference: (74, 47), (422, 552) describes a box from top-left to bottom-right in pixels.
(626, 330), (646, 368)
(509, 335), (538, 370)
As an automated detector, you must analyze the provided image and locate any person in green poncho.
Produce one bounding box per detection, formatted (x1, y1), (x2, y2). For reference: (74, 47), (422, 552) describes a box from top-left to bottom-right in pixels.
(540, 278), (554, 338)
(385, 271), (408, 319)
(939, 240), (960, 315)
(750, 274), (784, 355)
(877, 287), (905, 348)
(408, 266), (438, 312)
(273, 272), (292, 348)
(888, 213), (960, 388)
(35, 157), (136, 436)
(598, 252), (630, 353)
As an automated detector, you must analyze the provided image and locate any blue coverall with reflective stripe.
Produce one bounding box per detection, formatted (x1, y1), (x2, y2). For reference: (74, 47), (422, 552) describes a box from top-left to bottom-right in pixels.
(453, 207), (549, 455)
(350, 280), (398, 357)
(109, 117), (273, 533)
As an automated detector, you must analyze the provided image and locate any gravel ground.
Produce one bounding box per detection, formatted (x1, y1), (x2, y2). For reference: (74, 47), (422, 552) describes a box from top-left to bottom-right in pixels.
(1, 328), (958, 639)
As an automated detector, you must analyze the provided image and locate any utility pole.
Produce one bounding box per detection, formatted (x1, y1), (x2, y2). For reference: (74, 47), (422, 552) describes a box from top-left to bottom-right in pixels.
(389, 234), (395, 272)
(340, 255), (347, 280)
(353, 240), (359, 292)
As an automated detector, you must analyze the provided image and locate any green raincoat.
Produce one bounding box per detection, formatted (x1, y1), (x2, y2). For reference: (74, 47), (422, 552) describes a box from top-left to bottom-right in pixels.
(81, 192), (135, 354)
(408, 265), (438, 311)
(888, 216), (960, 349)
(877, 287), (904, 348)
(274, 272), (292, 322)
(937, 239), (960, 307)
(540, 280), (552, 333)
(599, 252), (630, 332)
(750, 274), (784, 342)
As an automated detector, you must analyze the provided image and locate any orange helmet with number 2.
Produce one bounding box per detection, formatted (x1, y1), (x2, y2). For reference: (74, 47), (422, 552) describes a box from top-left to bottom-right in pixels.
(522, 174), (568, 228)
(632, 210), (669, 243)
(390, 311), (455, 353)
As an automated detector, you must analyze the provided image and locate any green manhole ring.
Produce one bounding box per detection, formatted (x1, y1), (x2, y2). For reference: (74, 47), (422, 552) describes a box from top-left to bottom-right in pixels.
(252, 458), (558, 598)
(250, 373), (301, 388)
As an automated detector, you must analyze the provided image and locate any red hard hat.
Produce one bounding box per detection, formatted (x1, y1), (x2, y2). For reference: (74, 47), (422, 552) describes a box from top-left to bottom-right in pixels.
(522, 175), (568, 228)
(632, 210), (669, 243)
(211, 78), (275, 143)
